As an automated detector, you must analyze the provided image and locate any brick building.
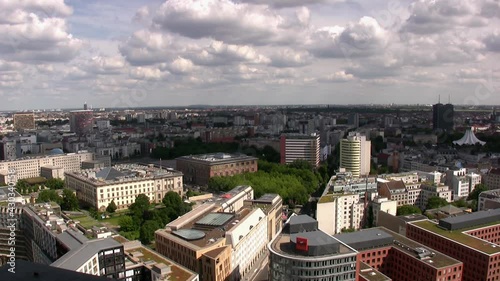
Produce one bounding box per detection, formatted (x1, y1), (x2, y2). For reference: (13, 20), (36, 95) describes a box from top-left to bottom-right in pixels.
(407, 209), (500, 281)
(335, 227), (463, 281)
(176, 153), (257, 185)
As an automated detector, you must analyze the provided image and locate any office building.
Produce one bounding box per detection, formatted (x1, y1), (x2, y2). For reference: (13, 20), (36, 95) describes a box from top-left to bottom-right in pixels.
(69, 110), (94, 135)
(13, 113), (35, 131)
(0, 140), (16, 161)
(340, 132), (371, 177)
(407, 209), (500, 281)
(0, 151), (94, 183)
(348, 113), (359, 128)
(335, 228), (463, 281)
(176, 153), (257, 186)
(432, 103), (454, 131)
(445, 168), (470, 200)
(280, 134), (320, 167)
(370, 197), (397, 226)
(155, 207), (267, 281)
(268, 215), (357, 281)
(65, 164), (183, 211)
(484, 168), (500, 190)
(316, 192), (364, 234)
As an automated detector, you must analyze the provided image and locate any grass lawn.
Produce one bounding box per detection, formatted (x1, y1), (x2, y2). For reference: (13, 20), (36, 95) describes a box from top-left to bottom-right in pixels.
(69, 214), (102, 229)
(99, 215), (124, 226)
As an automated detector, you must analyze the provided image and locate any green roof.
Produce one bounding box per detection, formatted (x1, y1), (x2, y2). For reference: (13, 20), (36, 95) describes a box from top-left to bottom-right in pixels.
(412, 220), (500, 255)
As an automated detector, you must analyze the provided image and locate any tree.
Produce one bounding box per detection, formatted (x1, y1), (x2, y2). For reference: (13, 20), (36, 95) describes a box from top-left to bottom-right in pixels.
(467, 184), (488, 201)
(45, 178), (65, 190)
(106, 200), (117, 213)
(397, 205), (422, 216)
(452, 198), (468, 208)
(119, 216), (137, 232)
(16, 179), (29, 194)
(140, 220), (162, 244)
(37, 189), (62, 204)
(130, 194), (151, 216)
(426, 196), (449, 210)
(288, 159), (313, 170)
(60, 189), (79, 211)
(89, 207), (98, 219)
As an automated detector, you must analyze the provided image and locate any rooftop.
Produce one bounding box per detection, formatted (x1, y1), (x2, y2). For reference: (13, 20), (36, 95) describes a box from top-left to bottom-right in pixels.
(176, 153), (257, 163)
(318, 192), (357, 204)
(0, 150), (92, 164)
(411, 220), (500, 255)
(358, 262), (391, 281)
(123, 242), (197, 281)
(65, 164), (183, 186)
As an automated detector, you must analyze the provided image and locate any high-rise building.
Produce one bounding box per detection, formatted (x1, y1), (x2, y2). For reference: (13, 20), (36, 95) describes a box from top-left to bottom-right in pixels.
(432, 103), (454, 131)
(69, 110), (94, 135)
(13, 113), (35, 131)
(280, 133), (320, 167)
(348, 113), (359, 128)
(339, 132), (371, 177)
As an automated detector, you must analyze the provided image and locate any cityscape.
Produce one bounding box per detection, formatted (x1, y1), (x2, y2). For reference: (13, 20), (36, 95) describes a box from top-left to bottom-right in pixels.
(1, 1), (500, 281)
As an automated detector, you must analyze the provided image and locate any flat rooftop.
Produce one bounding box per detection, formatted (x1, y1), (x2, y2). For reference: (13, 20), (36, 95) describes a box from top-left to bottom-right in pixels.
(411, 220), (500, 255)
(318, 192), (357, 204)
(66, 164), (183, 186)
(358, 262), (391, 281)
(176, 153), (257, 163)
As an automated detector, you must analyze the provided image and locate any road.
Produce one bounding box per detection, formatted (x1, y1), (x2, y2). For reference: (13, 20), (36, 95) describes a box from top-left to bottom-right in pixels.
(245, 251), (269, 281)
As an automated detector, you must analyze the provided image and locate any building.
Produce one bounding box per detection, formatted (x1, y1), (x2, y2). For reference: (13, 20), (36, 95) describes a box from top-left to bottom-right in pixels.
(244, 193), (283, 241)
(407, 209), (500, 281)
(419, 182), (452, 209)
(40, 166), (65, 180)
(176, 153), (257, 186)
(348, 113), (359, 128)
(155, 203), (268, 281)
(484, 168), (500, 191)
(377, 179), (422, 207)
(0, 141), (16, 161)
(13, 113), (35, 131)
(279, 134), (320, 167)
(335, 227), (463, 281)
(0, 151), (94, 183)
(479, 189), (500, 211)
(316, 192), (364, 234)
(65, 164), (183, 211)
(340, 132), (371, 177)
(432, 103), (454, 131)
(119, 239), (199, 281)
(69, 110), (94, 135)
(445, 168), (470, 200)
(370, 197), (397, 226)
(327, 169), (378, 198)
(0, 260), (114, 281)
(268, 214), (357, 281)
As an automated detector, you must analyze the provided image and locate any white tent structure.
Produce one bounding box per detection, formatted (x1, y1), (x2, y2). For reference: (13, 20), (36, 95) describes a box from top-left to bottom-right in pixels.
(453, 128), (486, 146)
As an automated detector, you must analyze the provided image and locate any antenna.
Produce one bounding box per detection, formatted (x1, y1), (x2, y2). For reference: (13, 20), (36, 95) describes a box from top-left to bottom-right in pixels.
(438, 95), (440, 104)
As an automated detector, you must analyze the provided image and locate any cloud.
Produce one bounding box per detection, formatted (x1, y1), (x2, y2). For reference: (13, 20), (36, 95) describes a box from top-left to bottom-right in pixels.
(269, 49), (312, 67)
(84, 56), (125, 75)
(237, 0), (329, 9)
(308, 17), (388, 58)
(484, 32), (500, 52)
(133, 6), (150, 23)
(480, 0), (500, 18)
(319, 71), (355, 82)
(401, 0), (484, 34)
(165, 57), (195, 75)
(190, 41), (270, 66)
(152, 0), (305, 45)
(129, 66), (166, 80)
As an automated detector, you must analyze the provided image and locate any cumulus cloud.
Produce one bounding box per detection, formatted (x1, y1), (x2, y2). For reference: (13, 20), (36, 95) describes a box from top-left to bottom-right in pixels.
(152, 0), (306, 45)
(480, 0), (500, 18)
(165, 57), (195, 75)
(319, 71), (355, 82)
(129, 66), (166, 80)
(269, 49), (312, 67)
(237, 0), (328, 8)
(84, 56), (125, 75)
(308, 17), (388, 58)
(484, 32), (500, 52)
(191, 41), (270, 66)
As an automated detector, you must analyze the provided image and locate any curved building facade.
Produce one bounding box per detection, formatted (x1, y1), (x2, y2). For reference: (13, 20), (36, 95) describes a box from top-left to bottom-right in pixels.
(268, 215), (357, 281)
(340, 133), (370, 177)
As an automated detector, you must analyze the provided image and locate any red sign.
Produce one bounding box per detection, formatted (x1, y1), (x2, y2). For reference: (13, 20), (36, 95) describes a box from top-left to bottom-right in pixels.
(296, 237), (308, 251)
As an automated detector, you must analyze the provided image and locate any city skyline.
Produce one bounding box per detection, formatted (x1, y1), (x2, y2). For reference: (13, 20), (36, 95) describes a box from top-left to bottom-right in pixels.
(0, 0), (499, 110)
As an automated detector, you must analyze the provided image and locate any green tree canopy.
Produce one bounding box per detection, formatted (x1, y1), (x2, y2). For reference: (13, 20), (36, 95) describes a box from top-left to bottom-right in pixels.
(467, 184), (488, 201)
(140, 219), (162, 244)
(106, 200), (117, 213)
(60, 189), (79, 211)
(426, 196), (449, 210)
(45, 178), (65, 190)
(130, 194), (151, 217)
(37, 189), (62, 204)
(397, 205), (422, 216)
(118, 216), (137, 232)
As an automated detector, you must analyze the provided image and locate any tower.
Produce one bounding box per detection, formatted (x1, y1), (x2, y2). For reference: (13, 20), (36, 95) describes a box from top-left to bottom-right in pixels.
(339, 132), (371, 177)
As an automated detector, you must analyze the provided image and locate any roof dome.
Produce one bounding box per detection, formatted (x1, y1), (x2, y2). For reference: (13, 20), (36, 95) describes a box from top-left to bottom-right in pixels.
(49, 148), (64, 155)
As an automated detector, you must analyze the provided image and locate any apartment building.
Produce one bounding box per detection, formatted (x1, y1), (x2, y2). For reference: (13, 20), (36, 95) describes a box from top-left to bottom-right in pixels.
(280, 133), (320, 167)
(0, 151), (95, 183)
(407, 209), (500, 281)
(479, 189), (500, 210)
(419, 183), (453, 209)
(176, 153), (257, 185)
(339, 132), (371, 177)
(316, 192), (364, 234)
(484, 168), (500, 190)
(335, 228), (463, 281)
(268, 215), (357, 281)
(244, 193), (283, 241)
(65, 164), (183, 211)
(445, 168), (470, 200)
(370, 197), (397, 226)
(377, 179), (422, 207)
(328, 169), (378, 198)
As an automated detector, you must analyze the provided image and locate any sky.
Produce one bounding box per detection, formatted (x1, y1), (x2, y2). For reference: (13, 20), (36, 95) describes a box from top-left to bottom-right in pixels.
(0, 0), (499, 110)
